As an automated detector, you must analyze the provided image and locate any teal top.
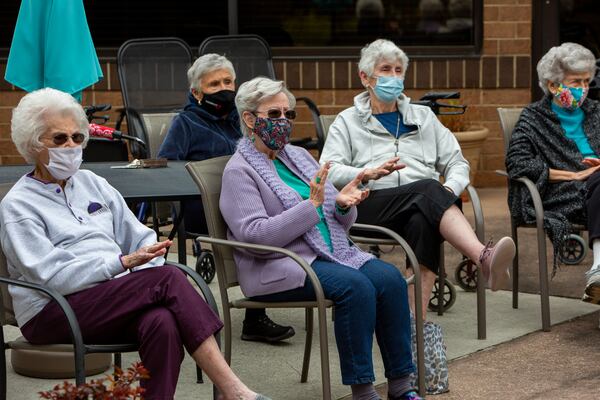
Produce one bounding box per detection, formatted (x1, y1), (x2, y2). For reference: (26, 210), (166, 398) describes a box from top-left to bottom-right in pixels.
(273, 159), (333, 251)
(5, 0), (103, 101)
(374, 111), (417, 138)
(551, 102), (597, 158)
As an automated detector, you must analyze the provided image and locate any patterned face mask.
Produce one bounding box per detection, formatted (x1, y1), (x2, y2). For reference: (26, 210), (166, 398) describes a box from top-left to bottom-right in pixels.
(554, 84), (588, 110)
(252, 116), (292, 150)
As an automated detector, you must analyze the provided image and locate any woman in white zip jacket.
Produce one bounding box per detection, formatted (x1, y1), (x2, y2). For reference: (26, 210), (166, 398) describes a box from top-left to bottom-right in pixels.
(320, 39), (516, 318)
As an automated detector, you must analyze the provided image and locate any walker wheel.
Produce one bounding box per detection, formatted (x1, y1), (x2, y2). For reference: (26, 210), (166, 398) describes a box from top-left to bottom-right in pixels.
(428, 277), (457, 312)
(196, 251), (216, 283)
(454, 258), (478, 292)
(559, 234), (587, 265)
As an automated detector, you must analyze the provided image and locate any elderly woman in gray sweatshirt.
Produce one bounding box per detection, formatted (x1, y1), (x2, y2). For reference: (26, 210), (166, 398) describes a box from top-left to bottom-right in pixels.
(320, 39), (516, 317)
(220, 76), (422, 400)
(0, 88), (269, 400)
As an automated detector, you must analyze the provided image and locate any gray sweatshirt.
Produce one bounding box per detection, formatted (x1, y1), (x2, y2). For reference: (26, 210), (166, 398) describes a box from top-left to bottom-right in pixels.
(320, 92), (470, 195)
(0, 170), (163, 326)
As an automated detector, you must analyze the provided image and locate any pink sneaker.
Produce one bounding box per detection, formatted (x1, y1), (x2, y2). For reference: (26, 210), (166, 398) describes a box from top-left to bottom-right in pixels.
(478, 237), (515, 291)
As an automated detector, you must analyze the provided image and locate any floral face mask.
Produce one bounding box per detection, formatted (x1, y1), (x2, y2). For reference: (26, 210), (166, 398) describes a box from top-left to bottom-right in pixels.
(252, 116), (292, 150)
(554, 84), (588, 110)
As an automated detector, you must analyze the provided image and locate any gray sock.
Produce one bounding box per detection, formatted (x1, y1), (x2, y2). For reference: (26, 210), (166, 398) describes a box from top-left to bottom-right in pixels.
(388, 375), (413, 398)
(351, 383), (380, 400)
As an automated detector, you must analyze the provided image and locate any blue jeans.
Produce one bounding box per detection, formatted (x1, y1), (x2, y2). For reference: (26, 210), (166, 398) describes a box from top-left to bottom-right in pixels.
(251, 258), (415, 385)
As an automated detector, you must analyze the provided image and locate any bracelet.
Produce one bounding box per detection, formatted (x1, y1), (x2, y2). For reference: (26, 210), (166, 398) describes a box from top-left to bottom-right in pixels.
(335, 203), (350, 215)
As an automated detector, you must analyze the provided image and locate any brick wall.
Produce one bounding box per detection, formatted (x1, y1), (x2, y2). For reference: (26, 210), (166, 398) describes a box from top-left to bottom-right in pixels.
(0, 0), (532, 187)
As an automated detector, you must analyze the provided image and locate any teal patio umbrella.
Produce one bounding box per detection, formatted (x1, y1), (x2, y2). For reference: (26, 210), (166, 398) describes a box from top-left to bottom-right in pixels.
(5, 0), (103, 101)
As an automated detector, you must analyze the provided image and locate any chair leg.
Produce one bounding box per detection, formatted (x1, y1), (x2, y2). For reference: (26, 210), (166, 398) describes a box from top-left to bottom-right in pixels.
(316, 305), (331, 400)
(511, 222), (520, 309)
(476, 263), (487, 340)
(301, 308), (313, 383)
(437, 243), (445, 316)
(74, 345), (86, 386)
(536, 221), (551, 331)
(224, 308), (233, 365)
(196, 366), (204, 384)
(0, 332), (6, 400)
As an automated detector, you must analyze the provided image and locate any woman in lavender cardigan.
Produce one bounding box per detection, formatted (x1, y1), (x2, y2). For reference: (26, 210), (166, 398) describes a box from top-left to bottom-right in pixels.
(219, 77), (422, 400)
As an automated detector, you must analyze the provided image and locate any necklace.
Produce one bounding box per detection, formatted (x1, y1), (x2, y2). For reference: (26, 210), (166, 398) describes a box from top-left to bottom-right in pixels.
(395, 112), (401, 139)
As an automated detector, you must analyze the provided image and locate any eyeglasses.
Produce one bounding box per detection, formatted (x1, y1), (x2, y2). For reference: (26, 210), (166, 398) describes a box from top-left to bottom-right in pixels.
(48, 133), (86, 145)
(254, 108), (297, 120)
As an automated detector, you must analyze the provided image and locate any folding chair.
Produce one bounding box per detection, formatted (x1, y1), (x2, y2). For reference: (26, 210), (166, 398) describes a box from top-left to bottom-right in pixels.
(0, 183), (219, 399)
(316, 112), (488, 339)
(186, 157), (427, 399)
(496, 107), (587, 332)
(198, 34), (322, 154)
(117, 37), (192, 159)
(117, 37), (217, 280)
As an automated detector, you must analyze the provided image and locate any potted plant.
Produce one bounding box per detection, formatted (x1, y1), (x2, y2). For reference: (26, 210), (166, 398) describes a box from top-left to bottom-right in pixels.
(438, 108), (489, 185)
(39, 362), (149, 400)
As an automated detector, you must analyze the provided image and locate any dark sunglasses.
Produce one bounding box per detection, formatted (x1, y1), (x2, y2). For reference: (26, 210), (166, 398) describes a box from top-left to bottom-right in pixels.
(254, 108), (297, 120)
(50, 133), (86, 145)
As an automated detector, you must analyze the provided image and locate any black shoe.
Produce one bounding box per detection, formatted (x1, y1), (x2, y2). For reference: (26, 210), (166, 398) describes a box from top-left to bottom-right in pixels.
(241, 315), (295, 343)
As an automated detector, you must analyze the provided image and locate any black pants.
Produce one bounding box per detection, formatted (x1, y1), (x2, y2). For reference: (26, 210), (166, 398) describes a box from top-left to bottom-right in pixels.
(356, 179), (459, 274)
(585, 171), (600, 247)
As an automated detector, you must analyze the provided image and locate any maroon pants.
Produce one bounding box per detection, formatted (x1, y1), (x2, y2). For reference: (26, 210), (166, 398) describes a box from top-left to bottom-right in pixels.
(21, 265), (223, 400)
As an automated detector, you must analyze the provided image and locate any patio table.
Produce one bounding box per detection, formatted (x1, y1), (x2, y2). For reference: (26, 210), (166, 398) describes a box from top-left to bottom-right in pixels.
(0, 161), (199, 265)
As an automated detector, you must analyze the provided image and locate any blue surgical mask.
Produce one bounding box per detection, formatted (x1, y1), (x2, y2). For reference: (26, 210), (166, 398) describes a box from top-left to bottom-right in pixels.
(372, 76), (404, 103)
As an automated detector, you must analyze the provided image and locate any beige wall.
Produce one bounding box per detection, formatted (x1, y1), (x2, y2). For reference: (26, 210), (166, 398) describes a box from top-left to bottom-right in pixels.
(0, 0), (532, 188)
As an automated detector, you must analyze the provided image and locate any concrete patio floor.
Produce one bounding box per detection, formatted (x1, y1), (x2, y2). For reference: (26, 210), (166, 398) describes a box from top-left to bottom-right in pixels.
(4, 187), (599, 399)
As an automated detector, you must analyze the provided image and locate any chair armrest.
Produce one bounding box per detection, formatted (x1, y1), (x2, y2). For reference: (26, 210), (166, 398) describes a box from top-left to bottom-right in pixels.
(168, 262), (220, 317)
(194, 237), (328, 307)
(465, 184), (485, 242)
(511, 176), (546, 227)
(0, 277), (84, 351)
(495, 170), (545, 226)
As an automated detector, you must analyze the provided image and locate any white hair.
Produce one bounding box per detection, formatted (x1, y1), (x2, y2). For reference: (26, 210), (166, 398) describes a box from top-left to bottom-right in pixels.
(358, 39), (410, 78)
(235, 77), (296, 136)
(537, 42), (597, 95)
(187, 53), (236, 91)
(11, 88), (89, 164)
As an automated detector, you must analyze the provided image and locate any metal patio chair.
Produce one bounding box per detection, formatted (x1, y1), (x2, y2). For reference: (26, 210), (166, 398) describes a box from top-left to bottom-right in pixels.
(198, 34), (322, 154)
(186, 156), (427, 399)
(496, 107), (588, 332)
(314, 111), (488, 339)
(0, 183), (219, 399)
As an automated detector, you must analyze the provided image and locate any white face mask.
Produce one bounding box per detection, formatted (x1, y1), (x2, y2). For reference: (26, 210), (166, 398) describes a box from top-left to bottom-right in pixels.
(44, 146), (83, 180)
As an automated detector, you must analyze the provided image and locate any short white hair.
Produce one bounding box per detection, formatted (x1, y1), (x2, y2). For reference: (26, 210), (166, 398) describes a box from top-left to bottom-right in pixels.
(235, 77), (296, 136)
(358, 39), (410, 78)
(536, 42), (597, 95)
(187, 54), (236, 91)
(11, 88), (89, 164)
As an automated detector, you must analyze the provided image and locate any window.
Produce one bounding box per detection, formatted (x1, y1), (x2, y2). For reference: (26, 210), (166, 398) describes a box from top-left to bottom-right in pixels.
(1, 0), (481, 58)
(238, 0), (482, 56)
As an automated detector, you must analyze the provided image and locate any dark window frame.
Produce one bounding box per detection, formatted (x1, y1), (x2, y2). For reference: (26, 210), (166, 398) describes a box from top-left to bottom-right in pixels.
(0, 0), (483, 60)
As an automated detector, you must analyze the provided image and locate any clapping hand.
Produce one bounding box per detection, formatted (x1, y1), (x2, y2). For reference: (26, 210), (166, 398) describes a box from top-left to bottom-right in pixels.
(362, 157), (406, 183)
(336, 171), (370, 208)
(309, 162), (330, 208)
(121, 239), (172, 270)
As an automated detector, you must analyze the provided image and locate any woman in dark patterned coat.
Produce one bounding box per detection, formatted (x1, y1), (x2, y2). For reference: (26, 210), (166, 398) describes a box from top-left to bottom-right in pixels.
(506, 42), (600, 304)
